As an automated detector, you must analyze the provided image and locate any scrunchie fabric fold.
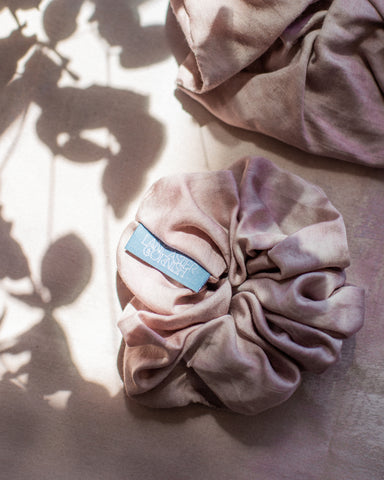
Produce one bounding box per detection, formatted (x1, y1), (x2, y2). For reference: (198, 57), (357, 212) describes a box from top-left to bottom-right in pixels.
(169, 0), (384, 167)
(117, 157), (364, 414)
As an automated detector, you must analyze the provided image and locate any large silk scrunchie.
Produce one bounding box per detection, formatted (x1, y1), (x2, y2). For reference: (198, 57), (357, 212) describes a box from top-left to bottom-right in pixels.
(116, 157), (364, 415)
(169, 0), (384, 167)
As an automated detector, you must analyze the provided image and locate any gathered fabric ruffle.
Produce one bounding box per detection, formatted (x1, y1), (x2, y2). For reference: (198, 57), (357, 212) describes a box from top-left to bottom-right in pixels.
(169, 0), (384, 167)
(116, 157), (364, 415)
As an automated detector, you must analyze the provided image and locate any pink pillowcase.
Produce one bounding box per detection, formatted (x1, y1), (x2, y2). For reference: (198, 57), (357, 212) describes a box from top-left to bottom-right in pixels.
(116, 157), (364, 414)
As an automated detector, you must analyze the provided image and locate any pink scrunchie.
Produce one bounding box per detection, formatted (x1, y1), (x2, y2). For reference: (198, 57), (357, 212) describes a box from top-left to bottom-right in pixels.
(169, 0), (384, 167)
(116, 157), (364, 415)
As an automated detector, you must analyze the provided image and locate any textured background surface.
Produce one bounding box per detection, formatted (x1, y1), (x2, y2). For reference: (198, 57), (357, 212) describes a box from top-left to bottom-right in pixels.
(0, 1), (383, 478)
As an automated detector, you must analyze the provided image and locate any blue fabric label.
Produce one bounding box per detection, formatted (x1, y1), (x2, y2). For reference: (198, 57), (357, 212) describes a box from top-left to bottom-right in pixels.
(125, 223), (210, 292)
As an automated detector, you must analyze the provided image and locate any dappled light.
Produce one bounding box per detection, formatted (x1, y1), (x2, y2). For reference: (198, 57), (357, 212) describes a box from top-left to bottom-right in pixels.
(0, 1), (174, 476)
(1, 1), (384, 479)
(0, 0), (168, 216)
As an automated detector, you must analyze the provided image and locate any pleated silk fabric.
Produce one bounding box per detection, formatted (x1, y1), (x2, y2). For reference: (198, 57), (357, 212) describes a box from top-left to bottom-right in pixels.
(170, 0), (384, 167)
(117, 157), (364, 414)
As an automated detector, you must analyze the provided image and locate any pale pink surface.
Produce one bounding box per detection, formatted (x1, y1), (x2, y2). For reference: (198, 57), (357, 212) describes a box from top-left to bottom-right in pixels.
(117, 157), (364, 414)
(170, 0), (384, 166)
(1, 2), (383, 478)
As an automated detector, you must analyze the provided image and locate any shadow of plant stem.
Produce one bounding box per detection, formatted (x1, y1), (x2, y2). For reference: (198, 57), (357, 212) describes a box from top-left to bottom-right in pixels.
(0, 25), (36, 88)
(0, 1), (43, 28)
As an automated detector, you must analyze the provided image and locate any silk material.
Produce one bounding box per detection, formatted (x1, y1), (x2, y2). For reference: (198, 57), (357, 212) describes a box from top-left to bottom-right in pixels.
(116, 157), (364, 414)
(169, 0), (384, 167)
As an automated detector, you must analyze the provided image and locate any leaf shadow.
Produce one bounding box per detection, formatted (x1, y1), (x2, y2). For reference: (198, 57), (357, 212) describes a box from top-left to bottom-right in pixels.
(0, 207), (30, 280)
(42, 0), (170, 70)
(1, 46), (166, 217)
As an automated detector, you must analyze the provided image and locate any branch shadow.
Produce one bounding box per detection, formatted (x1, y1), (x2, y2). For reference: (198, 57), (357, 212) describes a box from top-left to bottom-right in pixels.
(2, 46), (166, 217)
(1, 0), (169, 217)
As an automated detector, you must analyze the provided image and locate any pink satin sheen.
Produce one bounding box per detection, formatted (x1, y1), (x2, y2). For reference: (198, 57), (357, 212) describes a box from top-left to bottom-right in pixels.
(169, 0), (384, 167)
(117, 157), (364, 415)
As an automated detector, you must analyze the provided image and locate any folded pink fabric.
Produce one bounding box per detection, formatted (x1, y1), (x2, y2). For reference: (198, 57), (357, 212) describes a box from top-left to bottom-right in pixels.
(170, 0), (384, 167)
(116, 157), (364, 414)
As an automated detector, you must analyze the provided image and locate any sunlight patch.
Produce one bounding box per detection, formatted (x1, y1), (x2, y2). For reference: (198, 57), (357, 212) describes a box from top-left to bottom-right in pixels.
(0, 351), (32, 380)
(80, 128), (121, 155)
(44, 390), (72, 410)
